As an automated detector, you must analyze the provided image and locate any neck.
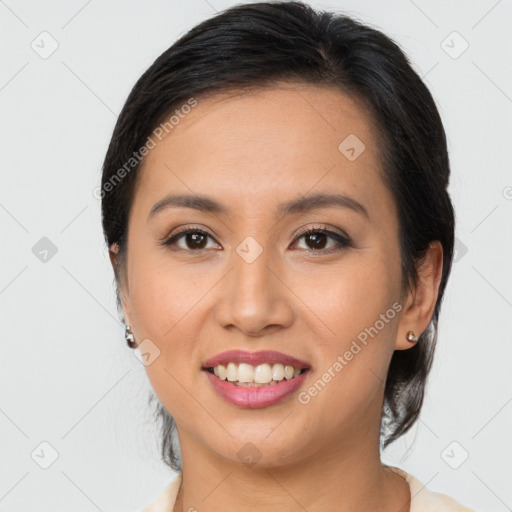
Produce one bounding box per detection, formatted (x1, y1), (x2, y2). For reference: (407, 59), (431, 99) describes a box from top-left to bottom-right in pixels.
(172, 430), (410, 512)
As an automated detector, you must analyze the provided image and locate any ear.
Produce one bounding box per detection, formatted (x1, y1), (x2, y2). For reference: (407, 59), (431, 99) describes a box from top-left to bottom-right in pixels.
(108, 242), (119, 273)
(109, 243), (132, 326)
(395, 241), (444, 350)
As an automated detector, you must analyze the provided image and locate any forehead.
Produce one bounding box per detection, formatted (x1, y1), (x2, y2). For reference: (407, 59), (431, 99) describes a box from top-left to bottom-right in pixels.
(134, 82), (393, 223)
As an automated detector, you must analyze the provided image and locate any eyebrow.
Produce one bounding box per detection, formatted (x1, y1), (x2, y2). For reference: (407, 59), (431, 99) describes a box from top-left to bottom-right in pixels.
(148, 192), (369, 220)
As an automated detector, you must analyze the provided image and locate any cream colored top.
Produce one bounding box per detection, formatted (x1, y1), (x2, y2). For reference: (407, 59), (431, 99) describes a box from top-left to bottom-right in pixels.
(141, 465), (477, 511)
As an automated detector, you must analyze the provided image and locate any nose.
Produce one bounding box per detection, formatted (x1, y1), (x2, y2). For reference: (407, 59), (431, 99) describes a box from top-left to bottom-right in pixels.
(214, 246), (294, 337)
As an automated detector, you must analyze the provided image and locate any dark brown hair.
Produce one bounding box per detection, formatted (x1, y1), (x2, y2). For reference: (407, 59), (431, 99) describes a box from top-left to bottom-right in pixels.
(100, 1), (455, 472)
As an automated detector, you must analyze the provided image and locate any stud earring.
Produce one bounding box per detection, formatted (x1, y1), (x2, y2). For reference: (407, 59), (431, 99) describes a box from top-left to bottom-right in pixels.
(406, 330), (419, 343)
(125, 325), (137, 348)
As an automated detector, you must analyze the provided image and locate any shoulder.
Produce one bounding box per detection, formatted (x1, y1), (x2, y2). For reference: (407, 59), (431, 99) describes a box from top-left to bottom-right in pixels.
(386, 465), (477, 512)
(140, 473), (182, 512)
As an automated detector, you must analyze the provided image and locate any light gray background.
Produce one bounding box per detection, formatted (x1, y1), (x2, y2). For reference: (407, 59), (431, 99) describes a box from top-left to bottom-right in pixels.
(1, 0), (511, 510)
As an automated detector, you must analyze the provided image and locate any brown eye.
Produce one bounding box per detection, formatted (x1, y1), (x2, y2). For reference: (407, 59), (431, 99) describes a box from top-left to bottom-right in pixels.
(304, 232), (328, 250)
(183, 231), (208, 250)
(163, 229), (220, 251)
(293, 228), (351, 254)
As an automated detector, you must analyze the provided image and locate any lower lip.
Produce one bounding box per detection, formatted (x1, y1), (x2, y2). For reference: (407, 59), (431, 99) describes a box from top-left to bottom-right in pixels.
(203, 370), (310, 409)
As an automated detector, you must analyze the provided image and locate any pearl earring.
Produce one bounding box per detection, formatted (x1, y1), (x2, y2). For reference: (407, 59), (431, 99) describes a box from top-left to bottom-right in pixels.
(406, 330), (419, 343)
(125, 325), (137, 348)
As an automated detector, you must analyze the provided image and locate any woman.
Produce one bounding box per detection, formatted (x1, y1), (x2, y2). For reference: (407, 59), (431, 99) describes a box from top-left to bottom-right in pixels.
(100, 2), (477, 510)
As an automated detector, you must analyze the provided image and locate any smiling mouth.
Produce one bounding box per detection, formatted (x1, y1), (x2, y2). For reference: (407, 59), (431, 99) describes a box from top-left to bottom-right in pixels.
(203, 363), (310, 387)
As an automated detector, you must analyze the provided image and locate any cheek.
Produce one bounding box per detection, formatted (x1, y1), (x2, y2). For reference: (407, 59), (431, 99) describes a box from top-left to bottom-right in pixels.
(127, 245), (206, 337)
(289, 254), (399, 395)
(293, 255), (398, 338)
(126, 250), (215, 386)
(294, 271), (399, 430)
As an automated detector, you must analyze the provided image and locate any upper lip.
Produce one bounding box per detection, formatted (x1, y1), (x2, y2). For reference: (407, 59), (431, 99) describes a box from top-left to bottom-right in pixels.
(202, 350), (312, 370)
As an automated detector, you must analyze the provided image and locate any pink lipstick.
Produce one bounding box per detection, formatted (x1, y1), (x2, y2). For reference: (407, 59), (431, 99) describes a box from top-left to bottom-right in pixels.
(202, 350), (311, 409)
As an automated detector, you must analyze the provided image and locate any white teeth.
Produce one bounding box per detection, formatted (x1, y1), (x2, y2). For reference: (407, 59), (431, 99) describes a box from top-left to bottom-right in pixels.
(284, 365), (295, 379)
(209, 362), (306, 385)
(214, 365), (227, 380)
(272, 364), (285, 381)
(237, 363), (254, 383)
(254, 363), (273, 383)
(226, 362), (238, 382)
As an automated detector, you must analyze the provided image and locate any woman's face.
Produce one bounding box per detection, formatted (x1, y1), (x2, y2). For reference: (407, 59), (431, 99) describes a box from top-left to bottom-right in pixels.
(114, 83), (417, 468)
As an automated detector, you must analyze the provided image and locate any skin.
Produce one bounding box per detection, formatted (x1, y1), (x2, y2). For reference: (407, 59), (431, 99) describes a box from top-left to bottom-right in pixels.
(109, 82), (443, 512)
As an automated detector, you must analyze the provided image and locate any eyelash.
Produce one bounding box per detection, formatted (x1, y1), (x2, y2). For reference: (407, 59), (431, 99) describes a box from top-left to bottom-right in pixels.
(161, 225), (352, 255)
